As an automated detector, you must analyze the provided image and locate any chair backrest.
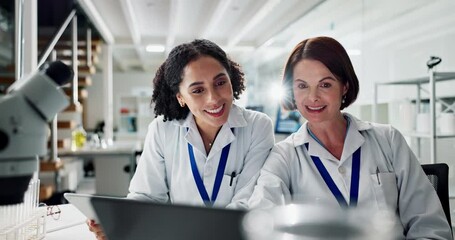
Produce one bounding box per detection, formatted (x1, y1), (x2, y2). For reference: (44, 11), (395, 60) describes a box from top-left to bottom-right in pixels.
(421, 163), (451, 226)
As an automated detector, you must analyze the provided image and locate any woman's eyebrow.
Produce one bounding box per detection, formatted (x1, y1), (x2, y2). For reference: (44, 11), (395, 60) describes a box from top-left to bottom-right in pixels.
(187, 73), (227, 88)
(213, 73), (227, 80)
(294, 76), (335, 82)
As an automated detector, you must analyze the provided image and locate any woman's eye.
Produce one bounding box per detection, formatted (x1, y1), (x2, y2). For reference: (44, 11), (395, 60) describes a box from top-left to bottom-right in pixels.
(215, 80), (226, 86)
(191, 88), (204, 94)
(296, 83), (307, 89)
(320, 82), (331, 88)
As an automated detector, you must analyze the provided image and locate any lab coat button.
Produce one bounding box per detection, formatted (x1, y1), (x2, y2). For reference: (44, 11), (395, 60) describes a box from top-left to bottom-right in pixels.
(338, 166), (346, 174)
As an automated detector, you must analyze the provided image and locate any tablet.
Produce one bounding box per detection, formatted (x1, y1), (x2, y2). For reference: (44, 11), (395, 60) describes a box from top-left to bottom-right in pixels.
(91, 197), (246, 240)
(63, 193), (119, 222)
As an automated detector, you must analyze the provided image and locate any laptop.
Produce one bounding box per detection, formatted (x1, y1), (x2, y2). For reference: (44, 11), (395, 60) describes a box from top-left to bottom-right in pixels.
(63, 193), (119, 222)
(91, 197), (247, 240)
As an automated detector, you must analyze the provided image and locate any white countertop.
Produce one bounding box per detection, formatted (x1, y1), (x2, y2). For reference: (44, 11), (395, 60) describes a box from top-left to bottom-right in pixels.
(58, 140), (142, 156)
(45, 204), (96, 240)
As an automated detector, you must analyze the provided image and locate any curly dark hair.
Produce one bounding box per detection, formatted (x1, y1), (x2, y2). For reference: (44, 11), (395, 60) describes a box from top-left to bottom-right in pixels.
(152, 39), (246, 121)
(282, 36), (359, 111)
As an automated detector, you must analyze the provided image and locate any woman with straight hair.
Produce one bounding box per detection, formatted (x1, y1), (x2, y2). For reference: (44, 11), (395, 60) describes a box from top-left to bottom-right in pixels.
(249, 36), (451, 239)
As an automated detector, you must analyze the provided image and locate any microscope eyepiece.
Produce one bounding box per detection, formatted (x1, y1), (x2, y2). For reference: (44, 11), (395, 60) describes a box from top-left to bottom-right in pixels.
(42, 60), (74, 86)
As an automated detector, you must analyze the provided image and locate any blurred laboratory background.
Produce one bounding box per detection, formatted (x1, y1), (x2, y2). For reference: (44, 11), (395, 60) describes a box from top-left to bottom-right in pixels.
(1, 0), (455, 228)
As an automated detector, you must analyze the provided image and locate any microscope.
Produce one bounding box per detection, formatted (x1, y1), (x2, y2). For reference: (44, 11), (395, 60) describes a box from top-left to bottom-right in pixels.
(0, 61), (73, 205)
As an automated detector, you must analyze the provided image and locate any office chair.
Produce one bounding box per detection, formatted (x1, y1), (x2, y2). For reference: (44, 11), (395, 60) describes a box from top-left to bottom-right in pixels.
(421, 163), (452, 226)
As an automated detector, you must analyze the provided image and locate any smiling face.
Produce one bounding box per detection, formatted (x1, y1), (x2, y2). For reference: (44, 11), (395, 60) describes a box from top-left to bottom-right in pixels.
(176, 56), (233, 132)
(293, 59), (348, 125)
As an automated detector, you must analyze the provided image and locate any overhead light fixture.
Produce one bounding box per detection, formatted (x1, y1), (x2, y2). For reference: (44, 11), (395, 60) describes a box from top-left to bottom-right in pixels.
(145, 44), (165, 53)
(263, 39), (275, 47)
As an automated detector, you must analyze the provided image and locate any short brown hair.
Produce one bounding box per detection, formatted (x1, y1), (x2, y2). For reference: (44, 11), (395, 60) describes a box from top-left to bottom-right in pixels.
(281, 36), (359, 110)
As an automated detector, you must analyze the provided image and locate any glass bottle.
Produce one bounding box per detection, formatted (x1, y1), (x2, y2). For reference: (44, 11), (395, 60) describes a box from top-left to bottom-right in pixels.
(72, 124), (87, 150)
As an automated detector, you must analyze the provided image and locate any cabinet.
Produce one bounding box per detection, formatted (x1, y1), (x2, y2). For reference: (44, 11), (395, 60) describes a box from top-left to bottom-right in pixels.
(373, 71), (455, 164)
(117, 95), (155, 141)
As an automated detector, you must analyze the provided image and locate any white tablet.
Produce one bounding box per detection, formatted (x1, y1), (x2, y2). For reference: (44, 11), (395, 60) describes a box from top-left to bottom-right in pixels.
(63, 193), (119, 222)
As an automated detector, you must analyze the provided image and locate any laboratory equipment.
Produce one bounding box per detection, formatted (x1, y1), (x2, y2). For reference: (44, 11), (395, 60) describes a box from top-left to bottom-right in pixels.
(0, 60), (73, 205)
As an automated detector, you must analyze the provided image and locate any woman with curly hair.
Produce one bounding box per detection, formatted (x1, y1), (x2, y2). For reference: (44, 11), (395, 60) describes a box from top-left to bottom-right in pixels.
(88, 39), (274, 238)
(125, 39), (274, 208)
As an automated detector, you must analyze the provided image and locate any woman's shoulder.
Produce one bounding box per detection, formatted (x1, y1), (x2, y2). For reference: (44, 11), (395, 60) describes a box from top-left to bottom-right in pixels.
(148, 115), (181, 130)
(264, 134), (300, 164)
(350, 116), (405, 147)
(365, 122), (401, 140)
(271, 133), (299, 152)
(346, 113), (398, 137)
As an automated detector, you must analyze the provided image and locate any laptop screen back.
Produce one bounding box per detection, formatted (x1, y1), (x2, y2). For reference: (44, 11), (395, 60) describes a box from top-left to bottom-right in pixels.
(91, 197), (246, 240)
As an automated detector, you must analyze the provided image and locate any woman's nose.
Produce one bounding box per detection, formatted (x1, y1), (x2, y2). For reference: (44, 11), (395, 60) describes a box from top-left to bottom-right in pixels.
(308, 88), (319, 102)
(206, 89), (220, 103)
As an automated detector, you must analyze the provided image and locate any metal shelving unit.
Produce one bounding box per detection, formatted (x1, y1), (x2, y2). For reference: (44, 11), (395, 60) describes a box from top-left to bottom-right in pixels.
(373, 71), (455, 164)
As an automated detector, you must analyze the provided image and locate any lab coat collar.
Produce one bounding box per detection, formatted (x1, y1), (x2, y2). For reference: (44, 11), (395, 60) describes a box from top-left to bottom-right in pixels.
(292, 112), (370, 163)
(174, 103), (246, 157)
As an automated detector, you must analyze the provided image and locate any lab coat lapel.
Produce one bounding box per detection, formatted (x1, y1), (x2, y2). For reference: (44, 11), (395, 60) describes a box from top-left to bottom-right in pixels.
(208, 124), (235, 158)
(340, 114), (366, 163)
(181, 114), (206, 155)
(308, 137), (334, 160)
(180, 103), (245, 157)
(292, 123), (336, 161)
(208, 104), (246, 157)
(293, 117), (366, 162)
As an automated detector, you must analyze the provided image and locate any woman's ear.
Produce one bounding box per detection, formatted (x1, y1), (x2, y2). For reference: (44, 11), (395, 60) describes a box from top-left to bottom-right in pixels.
(176, 93), (185, 107)
(343, 82), (349, 95)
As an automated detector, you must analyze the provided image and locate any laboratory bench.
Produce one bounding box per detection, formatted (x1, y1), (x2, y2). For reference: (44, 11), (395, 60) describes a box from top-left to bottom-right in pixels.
(55, 141), (142, 197)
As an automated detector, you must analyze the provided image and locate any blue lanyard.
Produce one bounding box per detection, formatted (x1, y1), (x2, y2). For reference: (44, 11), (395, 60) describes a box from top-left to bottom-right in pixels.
(187, 129), (232, 207)
(304, 143), (361, 208)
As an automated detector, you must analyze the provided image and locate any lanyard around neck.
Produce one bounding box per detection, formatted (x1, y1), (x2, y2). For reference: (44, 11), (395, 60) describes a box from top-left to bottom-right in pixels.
(187, 128), (232, 207)
(305, 143), (361, 208)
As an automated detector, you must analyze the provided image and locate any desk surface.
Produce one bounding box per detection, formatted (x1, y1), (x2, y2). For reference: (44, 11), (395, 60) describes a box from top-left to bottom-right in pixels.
(45, 204), (96, 240)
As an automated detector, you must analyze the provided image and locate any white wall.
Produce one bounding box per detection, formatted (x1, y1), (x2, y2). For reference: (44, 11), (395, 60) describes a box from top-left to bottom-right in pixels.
(86, 71), (154, 130)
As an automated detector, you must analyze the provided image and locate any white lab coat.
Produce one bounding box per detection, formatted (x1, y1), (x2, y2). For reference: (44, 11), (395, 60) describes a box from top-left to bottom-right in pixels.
(249, 113), (452, 239)
(128, 104), (274, 209)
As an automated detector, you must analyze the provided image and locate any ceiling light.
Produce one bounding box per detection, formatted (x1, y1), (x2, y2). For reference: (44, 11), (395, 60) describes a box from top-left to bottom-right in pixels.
(263, 39), (275, 47)
(146, 44), (165, 53)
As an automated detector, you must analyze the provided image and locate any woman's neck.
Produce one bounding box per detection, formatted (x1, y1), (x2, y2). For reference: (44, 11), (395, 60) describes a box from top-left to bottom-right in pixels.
(307, 114), (348, 160)
(195, 119), (222, 154)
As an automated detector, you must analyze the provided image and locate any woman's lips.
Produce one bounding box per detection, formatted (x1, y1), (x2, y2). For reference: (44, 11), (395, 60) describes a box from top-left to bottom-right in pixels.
(306, 105), (326, 112)
(205, 104), (225, 117)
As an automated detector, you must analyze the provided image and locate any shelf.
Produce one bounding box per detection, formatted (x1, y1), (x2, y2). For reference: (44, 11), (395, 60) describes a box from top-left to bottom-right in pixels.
(403, 132), (455, 139)
(374, 69), (455, 164)
(436, 134), (455, 139)
(117, 95), (154, 140)
(377, 72), (455, 85)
